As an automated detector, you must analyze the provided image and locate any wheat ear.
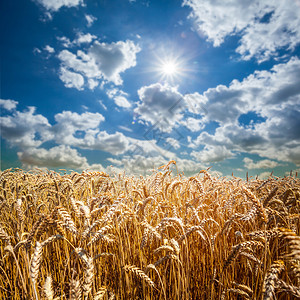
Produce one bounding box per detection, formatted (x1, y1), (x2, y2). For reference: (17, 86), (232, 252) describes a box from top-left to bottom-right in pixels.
(123, 265), (155, 288)
(263, 260), (285, 300)
(30, 241), (43, 284)
(83, 256), (94, 297)
(44, 276), (54, 300)
(276, 279), (300, 298)
(93, 286), (107, 300)
(70, 279), (82, 300)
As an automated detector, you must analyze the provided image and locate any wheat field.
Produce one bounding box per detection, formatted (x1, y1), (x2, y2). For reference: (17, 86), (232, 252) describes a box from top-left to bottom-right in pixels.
(0, 161), (299, 299)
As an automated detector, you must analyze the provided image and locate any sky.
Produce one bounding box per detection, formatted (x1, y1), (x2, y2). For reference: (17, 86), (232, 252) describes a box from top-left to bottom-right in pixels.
(1, 0), (300, 178)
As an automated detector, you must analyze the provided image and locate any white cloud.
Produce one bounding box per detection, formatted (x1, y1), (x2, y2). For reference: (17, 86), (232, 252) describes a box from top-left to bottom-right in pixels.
(106, 88), (131, 108)
(85, 14), (97, 27)
(98, 100), (107, 111)
(53, 110), (104, 145)
(127, 138), (176, 160)
(0, 106), (52, 148)
(191, 145), (234, 163)
(118, 125), (133, 133)
(44, 45), (55, 53)
(183, 0), (300, 61)
(58, 50), (100, 78)
(33, 48), (42, 54)
(1, 104), (190, 170)
(57, 36), (71, 48)
(54, 111), (104, 130)
(59, 67), (84, 90)
(18, 144), (107, 172)
(57, 39), (140, 89)
(88, 79), (98, 90)
(243, 157), (280, 170)
(135, 83), (185, 132)
(86, 131), (131, 155)
(180, 117), (204, 132)
(35, 0), (84, 12)
(88, 40), (141, 85)
(114, 96), (131, 108)
(18, 145), (89, 169)
(0, 99), (18, 111)
(166, 137), (180, 150)
(73, 32), (96, 45)
(184, 92), (207, 115)
(106, 154), (206, 176)
(187, 57), (300, 166)
(185, 87), (247, 126)
(51, 111), (132, 155)
(257, 171), (273, 180)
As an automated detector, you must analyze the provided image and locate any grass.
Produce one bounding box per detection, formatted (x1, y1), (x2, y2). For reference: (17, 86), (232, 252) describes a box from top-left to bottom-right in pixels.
(0, 161), (299, 299)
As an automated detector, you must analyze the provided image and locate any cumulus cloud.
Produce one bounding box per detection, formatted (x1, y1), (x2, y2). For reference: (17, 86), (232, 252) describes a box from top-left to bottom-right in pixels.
(88, 79), (98, 90)
(107, 88), (131, 108)
(85, 131), (131, 155)
(1, 105), (133, 157)
(0, 99), (18, 111)
(1, 102), (186, 170)
(187, 57), (300, 166)
(54, 111), (105, 129)
(180, 117), (204, 132)
(88, 40), (141, 85)
(59, 67), (84, 90)
(35, 0), (84, 12)
(106, 154), (206, 176)
(166, 137), (180, 150)
(127, 137), (176, 160)
(51, 111), (132, 155)
(53, 111), (105, 144)
(0, 106), (52, 148)
(183, 0), (300, 61)
(57, 36), (72, 48)
(243, 157), (280, 170)
(135, 83), (185, 132)
(57, 39), (140, 89)
(73, 32), (97, 45)
(18, 145), (89, 169)
(191, 145), (234, 163)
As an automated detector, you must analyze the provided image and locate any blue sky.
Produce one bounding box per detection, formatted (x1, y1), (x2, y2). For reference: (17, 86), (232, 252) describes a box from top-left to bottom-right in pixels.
(1, 0), (300, 178)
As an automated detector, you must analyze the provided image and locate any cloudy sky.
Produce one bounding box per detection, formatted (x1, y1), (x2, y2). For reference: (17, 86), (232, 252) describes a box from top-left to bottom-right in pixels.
(1, 0), (300, 177)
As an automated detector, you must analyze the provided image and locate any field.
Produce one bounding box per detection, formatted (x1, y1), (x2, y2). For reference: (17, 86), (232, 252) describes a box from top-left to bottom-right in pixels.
(0, 161), (299, 299)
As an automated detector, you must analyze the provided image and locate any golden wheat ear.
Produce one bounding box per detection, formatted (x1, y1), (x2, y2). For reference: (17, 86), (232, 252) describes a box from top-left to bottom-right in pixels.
(70, 279), (82, 300)
(44, 276), (54, 300)
(263, 260), (285, 300)
(30, 241), (43, 284)
(123, 265), (155, 289)
(83, 256), (94, 297)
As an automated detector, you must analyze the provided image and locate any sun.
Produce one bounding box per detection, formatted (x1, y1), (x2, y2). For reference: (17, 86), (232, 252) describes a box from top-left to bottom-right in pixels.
(156, 57), (183, 82)
(161, 61), (178, 75)
(150, 48), (192, 83)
